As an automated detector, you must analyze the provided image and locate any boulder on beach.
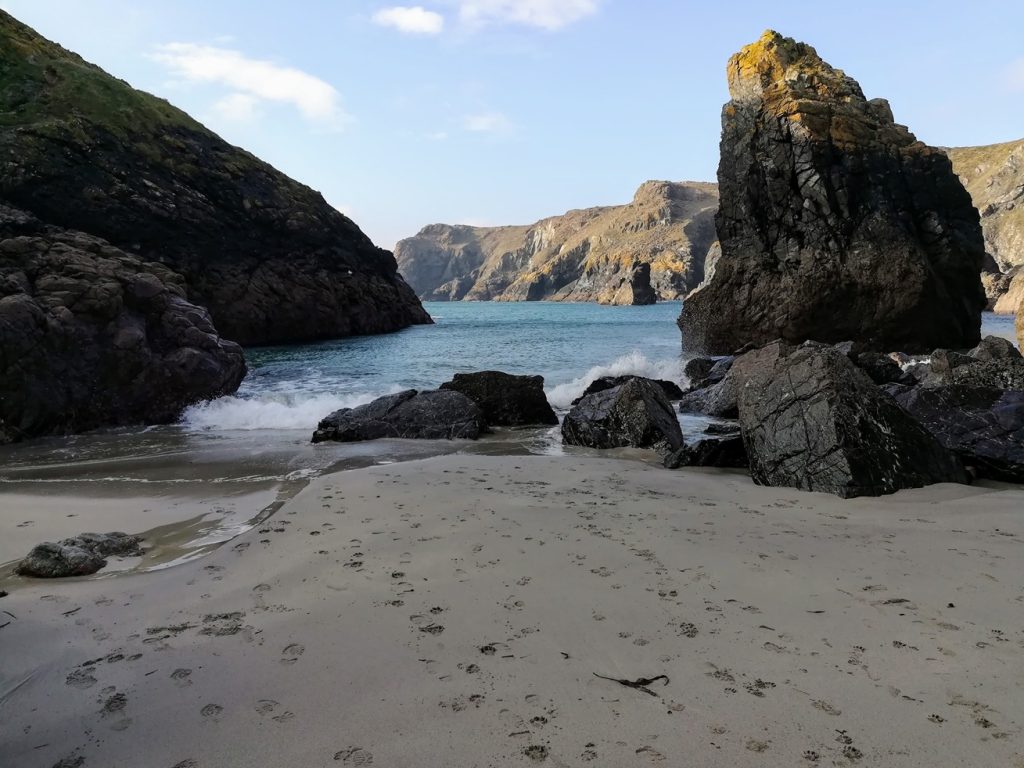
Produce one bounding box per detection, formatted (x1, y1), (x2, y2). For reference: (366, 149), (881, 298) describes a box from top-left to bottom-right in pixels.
(0, 204), (246, 443)
(16, 532), (143, 578)
(679, 30), (985, 354)
(439, 371), (557, 426)
(562, 378), (683, 452)
(664, 435), (747, 469)
(572, 375), (684, 405)
(738, 345), (968, 497)
(678, 341), (794, 417)
(886, 384), (1024, 483)
(312, 390), (485, 443)
(969, 335), (1022, 363)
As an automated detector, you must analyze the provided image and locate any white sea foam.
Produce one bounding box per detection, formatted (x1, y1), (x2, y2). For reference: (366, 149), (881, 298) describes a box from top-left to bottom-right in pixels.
(182, 389), (401, 431)
(546, 351), (682, 409)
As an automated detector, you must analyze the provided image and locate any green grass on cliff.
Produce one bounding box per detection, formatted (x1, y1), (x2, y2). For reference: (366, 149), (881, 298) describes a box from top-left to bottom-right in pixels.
(0, 10), (208, 140)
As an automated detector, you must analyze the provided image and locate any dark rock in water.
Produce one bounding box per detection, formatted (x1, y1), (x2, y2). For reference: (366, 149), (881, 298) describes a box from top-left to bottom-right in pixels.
(851, 352), (916, 386)
(572, 375), (684, 405)
(968, 335), (1022, 362)
(683, 357), (716, 388)
(678, 341), (793, 417)
(626, 261), (658, 305)
(440, 371), (557, 426)
(16, 532), (142, 578)
(312, 390), (485, 443)
(704, 422), (740, 436)
(664, 435), (747, 469)
(738, 346), (968, 497)
(886, 384), (1024, 483)
(562, 378), (683, 452)
(679, 31), (985, 354)
(0, 205), (246, 442)
(0, 12), (430, 346)
(947, 358), (1024, 391)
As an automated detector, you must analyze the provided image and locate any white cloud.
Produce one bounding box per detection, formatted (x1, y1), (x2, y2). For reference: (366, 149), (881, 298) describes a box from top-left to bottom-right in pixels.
(1006, 58), (1024, 92)
(152, 43), (348, 127)
(463, 111), (512, 133)
(427, 130), (449, 140)
(373, 6), (445, 35)
(212, 92), (261, 122)
(458, 0), (598, 30)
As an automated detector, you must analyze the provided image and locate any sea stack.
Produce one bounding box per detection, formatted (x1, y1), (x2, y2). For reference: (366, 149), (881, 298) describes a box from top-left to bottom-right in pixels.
(679, 30), (986, 353)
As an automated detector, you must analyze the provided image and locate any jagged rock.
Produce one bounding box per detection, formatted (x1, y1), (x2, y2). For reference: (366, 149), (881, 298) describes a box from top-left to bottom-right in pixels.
(663, 435), (747, 469)
(887, 385), (1024, 482)
(969, 335), (1022, 362)
(930, 350), (975, 376)
(562, 378), (683, 452)
(853, 352), (915, 386)
(311, 390), (485, 443)
(678, 341), (793, 417)
(737, 346), (968, 497)
(439, 371), (557, 426)
(0, 204), (246, 442)
(679, 31), (985, 354)
(996, 271), (1024, 315)
(947, 359), (1024, 390)
(0, 11), (430, 345)
(16, 532), (142, 578)
(573, 375), (684, 405)
(683, 356), (734, 391)
(396, 181), (719, 304)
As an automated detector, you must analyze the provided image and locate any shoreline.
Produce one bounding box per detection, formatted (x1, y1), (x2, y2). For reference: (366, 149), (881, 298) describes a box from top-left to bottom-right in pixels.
(1, 454), (1022, 767)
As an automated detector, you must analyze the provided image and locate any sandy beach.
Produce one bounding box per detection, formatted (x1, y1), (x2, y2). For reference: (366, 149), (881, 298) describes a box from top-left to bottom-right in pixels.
(1, 454), (1022, 767)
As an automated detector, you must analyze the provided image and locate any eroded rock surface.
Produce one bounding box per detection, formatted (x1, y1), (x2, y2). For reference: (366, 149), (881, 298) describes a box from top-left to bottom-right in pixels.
(679, 30), (985, 353)
(562, 378), (683, 452)
(16, 532), (142, 578)
(312, 390), (485, 443)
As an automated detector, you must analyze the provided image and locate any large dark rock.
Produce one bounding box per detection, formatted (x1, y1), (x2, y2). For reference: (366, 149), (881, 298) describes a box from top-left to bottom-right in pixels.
(0, 205), (246, 442)
(679, 31), (985, 354)
(0, 11), (430, 346)
(312, 390), (485, 443)
(738, 346), (968, 497)
(886, 384), (1024, 483)
(947, 358), (1024, 390)
(573, 375), (684, 405)
(562, 378), (683, 452)
(968, 335), (1022, 363)
(664, 435), (747, 469)
(678, 341), (793, 417)
(16, 532), (142, 578)
(440, 371), (557, 426)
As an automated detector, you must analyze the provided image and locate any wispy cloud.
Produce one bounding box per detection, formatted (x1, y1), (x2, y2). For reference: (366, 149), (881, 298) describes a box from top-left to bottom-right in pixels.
(152, 43), (349, 128)
(458, 0), (598, 30)
(373, 6), (445, 35)
(463, 111), (513, 133)
(1005, 58), (1024, 92)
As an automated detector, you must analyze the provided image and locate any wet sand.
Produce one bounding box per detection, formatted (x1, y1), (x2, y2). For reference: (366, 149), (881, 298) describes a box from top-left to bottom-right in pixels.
(1, 455), (1022, 767)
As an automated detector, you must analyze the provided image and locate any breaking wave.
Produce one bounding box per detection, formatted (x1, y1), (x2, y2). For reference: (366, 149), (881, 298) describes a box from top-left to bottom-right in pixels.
(546, 351), (682, 410)
(182, 389), (402, 431)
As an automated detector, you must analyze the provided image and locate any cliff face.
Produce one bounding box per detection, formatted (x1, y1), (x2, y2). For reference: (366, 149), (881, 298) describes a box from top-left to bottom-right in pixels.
(395, 181), (719, 305)
(679, 31), (985, 354)
(0, 11), (430, 345)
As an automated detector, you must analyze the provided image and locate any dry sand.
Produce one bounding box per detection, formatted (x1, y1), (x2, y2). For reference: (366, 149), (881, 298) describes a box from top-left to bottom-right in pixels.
(1, 454), (1022, 767)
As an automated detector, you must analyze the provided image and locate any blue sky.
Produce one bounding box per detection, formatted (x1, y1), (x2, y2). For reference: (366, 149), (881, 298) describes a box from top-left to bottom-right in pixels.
(4, 1), (1023, 249)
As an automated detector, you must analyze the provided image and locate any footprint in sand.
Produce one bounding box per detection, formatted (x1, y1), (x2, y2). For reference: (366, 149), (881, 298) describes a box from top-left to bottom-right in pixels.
(201, 703), (223, 718)
(334, 746), (374, 764)
(66, 669), (97, 689)
(281, 643), (305, 664)
(171, 668), (193, 687)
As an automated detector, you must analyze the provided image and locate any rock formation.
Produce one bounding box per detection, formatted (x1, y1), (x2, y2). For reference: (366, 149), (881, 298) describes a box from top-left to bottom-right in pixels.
(679, 30), (986, 354)
(395, 181), (719, 304)
(16, 532), (143, 578)
(311, 390), (485, 443)
(0, 11), (430, 345)
(439, 371), (557, 426)
(737, 345), (968, 497)
(0, 205), (246, 443)
(663, 435), (747, 469)
(561, 378), (683, 452)
(572, 375), (684, 404)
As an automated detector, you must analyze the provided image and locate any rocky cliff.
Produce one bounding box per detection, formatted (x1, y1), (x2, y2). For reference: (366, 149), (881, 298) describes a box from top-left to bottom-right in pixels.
(395, 181), (719, 304)
(945, 139), (1024, 313)
(679, 31), (986, 354)
(0, 11), (430, 345)
(0, 204), (246, 443)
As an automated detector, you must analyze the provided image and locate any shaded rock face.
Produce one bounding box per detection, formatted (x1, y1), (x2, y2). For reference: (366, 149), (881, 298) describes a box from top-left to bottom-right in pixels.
(0, 12), (430, 346)
(16, 532), (142, 578)
(562, 378), (683, 452)
(663, 435), (747, 469)
(886, 385), (1024, 483)
(995, 271), (1024, 315)
(0, 205), (246, 442)
(439, 371), (557, 426)
(947, 358), (1024, 390)
(396, 181), (719, 305)
(679, 31), (985, 354)
(738, 346), (968, 497)
(678, 341), (793, 418)
(969, 335), (1022, 363)
(312, 390), (485, 443)
(573, 375), (684, 405)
